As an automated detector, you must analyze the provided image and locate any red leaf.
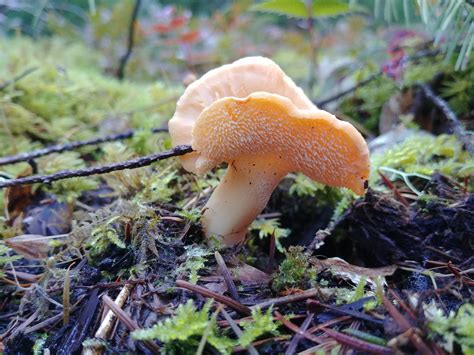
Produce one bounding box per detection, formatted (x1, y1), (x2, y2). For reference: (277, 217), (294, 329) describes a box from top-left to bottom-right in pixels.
(179, 30), (200, 44)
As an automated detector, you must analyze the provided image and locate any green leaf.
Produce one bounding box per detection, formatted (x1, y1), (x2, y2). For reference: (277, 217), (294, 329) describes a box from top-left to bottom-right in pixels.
(251, 0), (308, 18)
(251, 0), (350, 19)
(312, 0), (351, 16)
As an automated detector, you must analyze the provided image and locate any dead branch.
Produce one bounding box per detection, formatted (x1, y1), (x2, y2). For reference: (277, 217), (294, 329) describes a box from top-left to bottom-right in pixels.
(175, 280), (252, 316)
(0, 127), (168, 166)
(0, 67), (38, 91)
(419, 83), (474, 156)
(0, 145), (192, 189)
(316, 49), (439, 108)
(316, 71), (382, 108)
(117, 0), (142, 80)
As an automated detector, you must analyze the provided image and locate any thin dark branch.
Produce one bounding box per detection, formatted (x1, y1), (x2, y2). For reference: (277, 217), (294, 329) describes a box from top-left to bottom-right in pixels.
(0, 67), (38, 91)
(250, 288), (321, 310)
(307, 299), (384, 325)
(0, 145), (192, 189)
(418, 83), (474, 156)
(117, 0), (142, 80)
(274, 311), (326, 345)
(0, 127), (168, 167)
(175, 280), (251, 316)
(321, 327), (392, 354)
(285, 313), (314, 355)
(102, 295), (161, 353)
(316, 71), (381, 108)
(316, 49), (439, 108)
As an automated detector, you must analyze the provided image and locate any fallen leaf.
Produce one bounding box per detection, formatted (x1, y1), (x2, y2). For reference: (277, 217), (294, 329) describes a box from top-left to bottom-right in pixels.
(230, 263), (271, 286)
(4, 166), (34, 223)
(310, 257), (397, 287)
(5, 234), (68, 260)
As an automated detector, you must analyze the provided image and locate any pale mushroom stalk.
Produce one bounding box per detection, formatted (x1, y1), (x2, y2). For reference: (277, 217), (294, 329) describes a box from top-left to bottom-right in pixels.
(202, 154), (288, 245)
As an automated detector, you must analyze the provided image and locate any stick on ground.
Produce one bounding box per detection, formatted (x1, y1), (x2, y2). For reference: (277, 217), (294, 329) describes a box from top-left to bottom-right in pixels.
(419, 83), (474, 156)
(0, 127), (168, 167)
(0, 145), (193, 189)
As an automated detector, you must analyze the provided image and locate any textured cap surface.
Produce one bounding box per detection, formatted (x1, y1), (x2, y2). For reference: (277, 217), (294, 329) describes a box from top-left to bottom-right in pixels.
(192, 93), (370, 195)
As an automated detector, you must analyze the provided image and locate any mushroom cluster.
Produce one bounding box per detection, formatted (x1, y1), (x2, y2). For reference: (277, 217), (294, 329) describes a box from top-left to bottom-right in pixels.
(169, 57), (369, 247)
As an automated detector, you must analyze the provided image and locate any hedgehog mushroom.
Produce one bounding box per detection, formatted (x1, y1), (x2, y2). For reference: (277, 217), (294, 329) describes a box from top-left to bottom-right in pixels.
(169, 57), (369, 247)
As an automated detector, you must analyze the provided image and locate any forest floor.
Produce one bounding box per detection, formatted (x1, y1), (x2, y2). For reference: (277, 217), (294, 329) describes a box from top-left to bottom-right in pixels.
(0, 36), (473, 355)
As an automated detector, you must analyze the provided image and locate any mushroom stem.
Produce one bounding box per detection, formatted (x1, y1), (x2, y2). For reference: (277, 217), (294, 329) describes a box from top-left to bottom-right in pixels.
(202, 154), (288, 246)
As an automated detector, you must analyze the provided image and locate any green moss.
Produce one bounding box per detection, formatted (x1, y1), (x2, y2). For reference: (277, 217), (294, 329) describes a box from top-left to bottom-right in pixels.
(0, 36), (180, 217)
(426, 302), (474, 354)
(371, 134), (473, 183)
(239, 307), (280, 347)
(176, 246), (212, 284)
(132, 299), (235, 354)
(272, 246), (316, 291)
(250, 218), (290, 253)
(132, 299), (280, 354)
(0, 243), (22, 277)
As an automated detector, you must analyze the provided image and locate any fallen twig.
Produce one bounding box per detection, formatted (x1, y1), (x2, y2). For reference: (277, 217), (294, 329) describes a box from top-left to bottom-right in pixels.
(316, 71), (382, 108)
(0, 127), (168, 166)
(215, 251), (241, 303)
(307, 299), (384, 325)
(284, 313), (314, 355)
(315, 49), (439, 108)
(117, 0), (142, 80)
(102, 295), (161, 353)
(0, 145), (193, 189)
(0, 67), (38, 91)
(321, 327), (392, 354)
(419, 83), (474, 156)
(251, 288), (322, 310)
(274, 311), (326, 345)
(95, 283), (134, 339)
(175, 280), (251, 316)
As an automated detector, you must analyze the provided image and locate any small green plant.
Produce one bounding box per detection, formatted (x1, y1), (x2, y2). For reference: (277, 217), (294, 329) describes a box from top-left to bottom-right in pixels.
(425, 302), (474, 354)
(289, 173), (323, 197)
(176, 246), (212, 284)
(136, 171), (178, 204)
(87, 216), (126, 258)
(132, 300), (234, 354)
(371, 134), (473, 182)
(272, 246), (316, 291)
(177, 208), (202, 223)
(132, 299), (280, 354)
(0, 243), (21, 278)
(239, 307), (280, 347)
(250, 218), (290, 252)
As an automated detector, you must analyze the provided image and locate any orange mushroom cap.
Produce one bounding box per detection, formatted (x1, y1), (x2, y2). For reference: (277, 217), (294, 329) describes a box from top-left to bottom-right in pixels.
(168, 57), (369, 247)
(168, 56), (316, 172)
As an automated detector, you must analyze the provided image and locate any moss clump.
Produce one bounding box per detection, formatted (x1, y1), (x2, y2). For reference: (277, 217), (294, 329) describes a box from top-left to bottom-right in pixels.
(371, 134), (473, 182)
(272, 246), (316, 291)
(0, 36), (180, 217)
(132, 300), (279, 354)
(426, 302), (474, 354)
